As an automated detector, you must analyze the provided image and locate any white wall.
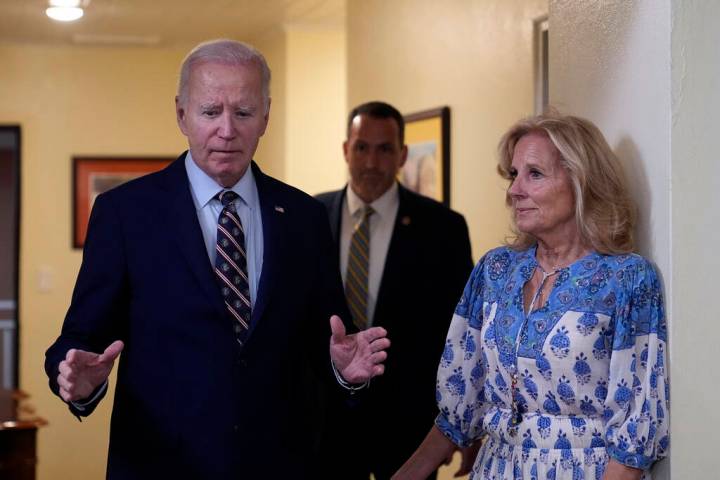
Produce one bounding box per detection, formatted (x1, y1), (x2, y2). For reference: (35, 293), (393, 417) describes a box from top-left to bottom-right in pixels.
(550, 0), (720, 477)
(549, 0), (671, 271)
(670, 2), (720, 478)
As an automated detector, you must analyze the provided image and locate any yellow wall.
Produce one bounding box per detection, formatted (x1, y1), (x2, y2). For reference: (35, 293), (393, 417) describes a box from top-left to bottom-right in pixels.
(285, 26), (347, 195)
(253, 28), (288, 179)
(255, 26), (347, 194)
(346, 0), (547, 259)
(0, 42), (188, 478)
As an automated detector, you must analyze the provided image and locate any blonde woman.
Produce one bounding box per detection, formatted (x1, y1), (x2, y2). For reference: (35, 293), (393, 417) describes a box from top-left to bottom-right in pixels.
(394, 113), (669, 480)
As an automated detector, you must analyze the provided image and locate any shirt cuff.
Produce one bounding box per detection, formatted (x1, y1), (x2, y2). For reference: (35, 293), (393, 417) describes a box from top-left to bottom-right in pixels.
(607, 445), (655, 470)
(435, 412), (473, 448)
(70, 380), (108, 411)
(331, 360), (369, 393)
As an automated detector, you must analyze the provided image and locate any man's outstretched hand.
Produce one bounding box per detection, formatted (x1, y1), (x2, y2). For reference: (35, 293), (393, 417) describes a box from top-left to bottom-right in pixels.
(329, 315), (390, 384)
(57, 340), (124, 403)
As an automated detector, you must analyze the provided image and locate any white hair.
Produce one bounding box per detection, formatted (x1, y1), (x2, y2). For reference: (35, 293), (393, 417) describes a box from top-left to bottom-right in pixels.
(177, 39), (271, 109)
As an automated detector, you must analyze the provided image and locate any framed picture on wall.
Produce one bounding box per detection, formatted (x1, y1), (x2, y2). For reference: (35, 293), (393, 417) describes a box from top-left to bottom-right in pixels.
(72, 156), (173, 248)
(401, 106), (450, 206)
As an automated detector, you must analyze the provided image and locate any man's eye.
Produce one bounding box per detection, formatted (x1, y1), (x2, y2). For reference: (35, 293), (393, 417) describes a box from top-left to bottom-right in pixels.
(236, 110), (251, 117)
(202, 110), (219, 117)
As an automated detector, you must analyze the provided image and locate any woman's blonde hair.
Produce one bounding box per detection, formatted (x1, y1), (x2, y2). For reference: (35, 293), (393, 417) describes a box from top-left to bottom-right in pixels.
(497, 111), (636, 254)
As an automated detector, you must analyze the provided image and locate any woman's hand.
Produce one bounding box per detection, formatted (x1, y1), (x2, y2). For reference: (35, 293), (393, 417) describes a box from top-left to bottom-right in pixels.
(602, 459), (643, 480)
(392, 425), (457, 480)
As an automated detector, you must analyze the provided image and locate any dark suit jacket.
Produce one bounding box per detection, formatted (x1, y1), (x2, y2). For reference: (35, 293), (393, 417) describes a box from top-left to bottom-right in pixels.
(46, 153), (349, 479)
(316, 184), (473, 478)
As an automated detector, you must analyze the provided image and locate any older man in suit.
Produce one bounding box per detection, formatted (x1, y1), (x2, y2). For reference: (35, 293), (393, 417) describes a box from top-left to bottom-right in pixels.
(316, 101), (474, 480)
(45, 40), (389, 479)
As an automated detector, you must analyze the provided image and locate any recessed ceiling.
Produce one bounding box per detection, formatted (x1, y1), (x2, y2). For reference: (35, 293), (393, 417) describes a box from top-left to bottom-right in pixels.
(0, 0), (345, 46)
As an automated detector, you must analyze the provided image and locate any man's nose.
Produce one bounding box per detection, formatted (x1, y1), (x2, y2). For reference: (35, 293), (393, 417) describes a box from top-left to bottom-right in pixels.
(217, 112), (237, 140)
(365, 148), (379, 167)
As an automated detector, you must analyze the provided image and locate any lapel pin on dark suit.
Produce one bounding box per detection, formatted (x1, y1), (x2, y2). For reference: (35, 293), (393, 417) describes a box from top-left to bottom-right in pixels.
(401, 215), (411, 226)
(274, 206), (285, 213)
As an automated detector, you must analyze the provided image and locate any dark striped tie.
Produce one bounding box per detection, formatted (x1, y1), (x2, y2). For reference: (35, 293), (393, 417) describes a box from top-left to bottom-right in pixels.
(214, 190), (251, 344)
(345, 205), (374, 329)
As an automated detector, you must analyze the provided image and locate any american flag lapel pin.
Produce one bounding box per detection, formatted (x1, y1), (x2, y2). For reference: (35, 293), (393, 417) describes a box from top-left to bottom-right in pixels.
(274, 206), (285, 213)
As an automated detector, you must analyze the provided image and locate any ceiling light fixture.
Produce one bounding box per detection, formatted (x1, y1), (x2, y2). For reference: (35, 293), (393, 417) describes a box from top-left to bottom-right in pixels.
(46, 0), (86, 22)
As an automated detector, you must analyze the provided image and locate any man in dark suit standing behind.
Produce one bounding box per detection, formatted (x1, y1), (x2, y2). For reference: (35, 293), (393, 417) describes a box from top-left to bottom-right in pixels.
(45, 40), (390, 479)
(316, 101), (475, 479)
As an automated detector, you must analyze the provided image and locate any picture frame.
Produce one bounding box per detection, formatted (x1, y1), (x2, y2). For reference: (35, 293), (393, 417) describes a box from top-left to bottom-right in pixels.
(72, 156), (173, 248)
(401, 106), (450, 206)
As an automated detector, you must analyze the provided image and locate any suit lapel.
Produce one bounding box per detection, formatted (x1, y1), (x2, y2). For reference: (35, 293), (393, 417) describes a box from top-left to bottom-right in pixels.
(327, 189), (345, 242)
(249, 162), (286, 329)
(374, 184), (415, 325)
(161, 155), (228, 321)
(327, 188), (346, 260)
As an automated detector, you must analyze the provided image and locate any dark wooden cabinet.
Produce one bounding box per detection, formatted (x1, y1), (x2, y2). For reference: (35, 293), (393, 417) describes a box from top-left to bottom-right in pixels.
(0, 390), (46, 480)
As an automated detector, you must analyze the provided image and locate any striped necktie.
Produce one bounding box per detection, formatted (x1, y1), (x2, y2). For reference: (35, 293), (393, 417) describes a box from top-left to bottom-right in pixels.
(214, 190), (251, 344)
(345, 205), (374, 330)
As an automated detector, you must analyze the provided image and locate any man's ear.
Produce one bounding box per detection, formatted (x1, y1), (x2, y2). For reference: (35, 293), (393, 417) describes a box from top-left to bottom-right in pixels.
(343, 140), (350, 162)
(259, 97), (271, 137)
(175, 96), (188, 135)
(399, 144), (408, 168)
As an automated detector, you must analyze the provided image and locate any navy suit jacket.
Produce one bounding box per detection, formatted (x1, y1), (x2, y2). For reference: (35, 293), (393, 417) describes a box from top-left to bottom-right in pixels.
(316, 184), (473, 478)
(46, 153), (349, 479)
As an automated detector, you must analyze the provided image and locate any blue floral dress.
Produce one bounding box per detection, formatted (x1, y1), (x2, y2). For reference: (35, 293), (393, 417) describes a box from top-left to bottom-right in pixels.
(436, 246), (669, 479)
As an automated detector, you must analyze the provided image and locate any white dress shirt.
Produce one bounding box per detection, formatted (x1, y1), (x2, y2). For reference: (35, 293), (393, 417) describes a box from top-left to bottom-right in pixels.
(340, 183), (399, 327)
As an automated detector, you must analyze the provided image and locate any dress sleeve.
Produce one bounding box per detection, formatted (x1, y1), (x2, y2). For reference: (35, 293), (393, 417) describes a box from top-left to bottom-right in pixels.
(605, 256), (669, 469)
(435, 253), (491, 447)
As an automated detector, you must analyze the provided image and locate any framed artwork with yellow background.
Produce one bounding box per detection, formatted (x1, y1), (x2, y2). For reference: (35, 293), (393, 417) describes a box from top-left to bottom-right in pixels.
(73, 156), (173, 248)
(401, 106), (450, 206)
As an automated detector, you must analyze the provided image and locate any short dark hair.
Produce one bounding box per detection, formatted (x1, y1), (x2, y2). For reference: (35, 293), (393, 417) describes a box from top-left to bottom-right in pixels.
(346, 101), (405, 145)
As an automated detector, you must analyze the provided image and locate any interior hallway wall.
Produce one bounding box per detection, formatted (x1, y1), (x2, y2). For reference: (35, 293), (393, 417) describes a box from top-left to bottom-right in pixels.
(346, 0), (548, 260)
(285, 26), (347, 195)
(669, 1), (720, 478)
(550, 0), (720, 477)
(253, 28), (288, 180)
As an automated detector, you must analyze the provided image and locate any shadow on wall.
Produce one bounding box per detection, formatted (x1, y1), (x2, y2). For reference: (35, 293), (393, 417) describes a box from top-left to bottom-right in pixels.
(615, 135), (670, 480)
(614, 136), (651, 258)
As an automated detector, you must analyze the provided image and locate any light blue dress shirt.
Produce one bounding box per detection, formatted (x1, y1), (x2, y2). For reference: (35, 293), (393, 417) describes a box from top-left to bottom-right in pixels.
(184, 152), (264, 308)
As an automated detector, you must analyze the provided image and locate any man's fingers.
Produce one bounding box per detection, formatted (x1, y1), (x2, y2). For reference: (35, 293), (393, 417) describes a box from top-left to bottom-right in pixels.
(369, 337), (391, 353)
(372, 364), (385, 376)
(58, 361), (76, 381)
(362, 326), (388, 344)
(59, 387), (72, 402)
(66, 348), (99, 366)
(370, 351), (387, 364)
(98, 340), (124, 364)
(57, 373), (73, 393)
(329, 315), (346, 340)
